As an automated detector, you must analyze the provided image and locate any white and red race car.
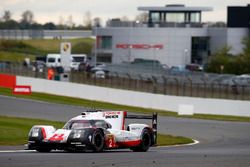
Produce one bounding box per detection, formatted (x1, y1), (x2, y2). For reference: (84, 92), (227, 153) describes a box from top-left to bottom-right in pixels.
(28, 110), (157, 152)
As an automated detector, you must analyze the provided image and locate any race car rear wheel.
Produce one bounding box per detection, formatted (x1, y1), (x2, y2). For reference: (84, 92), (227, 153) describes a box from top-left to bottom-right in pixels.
(131, 128), (151, 152)
(92, 129), (104, 152)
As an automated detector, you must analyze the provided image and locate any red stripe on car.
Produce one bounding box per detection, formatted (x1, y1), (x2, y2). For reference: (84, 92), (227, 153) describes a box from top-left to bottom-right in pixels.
(116, 140), (141, 147)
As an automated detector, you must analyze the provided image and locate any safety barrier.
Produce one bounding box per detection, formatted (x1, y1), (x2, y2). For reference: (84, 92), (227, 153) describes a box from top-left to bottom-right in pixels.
(0, 74), (16, 88)
(16, 76), (250, 117)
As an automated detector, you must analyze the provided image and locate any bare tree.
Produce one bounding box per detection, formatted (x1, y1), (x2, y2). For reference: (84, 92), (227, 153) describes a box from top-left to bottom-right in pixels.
(93, 17), (102, 27)
(58, 15), (64, 25)
(135, 12), (148, 23)
(83, 11), (92, 29)
(21, 10), (34, 24)
(2, 10), (12, 22)
(67, 15), (75, 28)
(121, 16), (129, 21)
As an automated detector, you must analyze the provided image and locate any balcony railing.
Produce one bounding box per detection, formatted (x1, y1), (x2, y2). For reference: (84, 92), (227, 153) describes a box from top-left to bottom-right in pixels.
(106, 20), (206, 28)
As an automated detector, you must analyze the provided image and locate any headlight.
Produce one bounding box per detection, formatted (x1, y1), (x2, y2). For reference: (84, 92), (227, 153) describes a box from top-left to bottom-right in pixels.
(31, 128), (39, 137)
(73, 130), (84, 139)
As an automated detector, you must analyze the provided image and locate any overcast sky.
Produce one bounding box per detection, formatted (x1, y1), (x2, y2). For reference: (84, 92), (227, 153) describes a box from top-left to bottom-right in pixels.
(0, 0), (249, 25)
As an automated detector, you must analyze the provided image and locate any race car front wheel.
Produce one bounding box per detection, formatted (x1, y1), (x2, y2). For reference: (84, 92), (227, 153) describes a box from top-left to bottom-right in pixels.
(131, 128), (151, 152)
(91, 129), (104, 152)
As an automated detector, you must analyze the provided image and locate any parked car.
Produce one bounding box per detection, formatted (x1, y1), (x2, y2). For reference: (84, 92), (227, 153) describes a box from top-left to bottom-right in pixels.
(185, 64), (203, 72)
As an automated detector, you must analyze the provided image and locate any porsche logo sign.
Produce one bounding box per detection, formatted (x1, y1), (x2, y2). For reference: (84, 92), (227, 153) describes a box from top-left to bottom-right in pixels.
(60, 42), (71, 54)
(63, 43), (70, 52)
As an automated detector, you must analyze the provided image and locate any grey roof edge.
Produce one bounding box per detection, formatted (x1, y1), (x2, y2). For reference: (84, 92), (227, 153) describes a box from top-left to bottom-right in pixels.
(137, 6), (213, 12)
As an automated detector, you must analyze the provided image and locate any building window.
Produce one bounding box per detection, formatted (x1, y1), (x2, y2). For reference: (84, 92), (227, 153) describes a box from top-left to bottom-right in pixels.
(97, 53), (112, 63)
(151, 12), (160, 22)
(191, 37), (210, 65)
(190, 13), (200, 23)
(97, 36), (112, 49)
(166, 13), (185, 23)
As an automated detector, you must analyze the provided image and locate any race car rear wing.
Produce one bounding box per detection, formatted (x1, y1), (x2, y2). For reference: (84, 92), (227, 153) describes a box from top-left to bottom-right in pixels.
(125, 113), (158, 146)
(82, 110), (158, 145)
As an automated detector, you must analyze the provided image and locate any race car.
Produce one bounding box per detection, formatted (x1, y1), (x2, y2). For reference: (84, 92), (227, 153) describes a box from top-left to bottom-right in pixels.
(27, 110), (157, 152)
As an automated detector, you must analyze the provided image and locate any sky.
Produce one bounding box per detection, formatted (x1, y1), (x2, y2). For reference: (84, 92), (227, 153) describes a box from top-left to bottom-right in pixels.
(0, 0), (249, 25)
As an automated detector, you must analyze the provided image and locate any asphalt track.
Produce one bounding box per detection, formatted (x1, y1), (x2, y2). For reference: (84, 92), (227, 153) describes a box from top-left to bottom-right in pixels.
(0, 95), (250, 167)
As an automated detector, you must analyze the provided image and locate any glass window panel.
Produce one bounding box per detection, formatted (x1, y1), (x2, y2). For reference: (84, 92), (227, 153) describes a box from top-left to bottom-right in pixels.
(166, 13), (185, 23)
(190, 13), (200, 23)
(151, 12), (160, 22)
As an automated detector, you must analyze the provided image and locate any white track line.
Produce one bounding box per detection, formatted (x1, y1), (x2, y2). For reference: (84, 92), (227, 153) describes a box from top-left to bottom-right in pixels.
(0, 140), (200, 153)
(0, 150), (36, 153)
(157, 139), (200, 148)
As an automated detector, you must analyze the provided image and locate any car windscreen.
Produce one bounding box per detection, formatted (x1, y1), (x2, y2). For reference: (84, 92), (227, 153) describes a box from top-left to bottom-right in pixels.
(73, 57), (85, 62)
(48, 58), (55, 63)
(63, 120), (108, 130)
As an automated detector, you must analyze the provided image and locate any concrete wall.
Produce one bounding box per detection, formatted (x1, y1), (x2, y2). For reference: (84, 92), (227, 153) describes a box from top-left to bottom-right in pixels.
(208, 28), (228, 54)
(227, 28), (249, 55)
(16, 76), (250, 117)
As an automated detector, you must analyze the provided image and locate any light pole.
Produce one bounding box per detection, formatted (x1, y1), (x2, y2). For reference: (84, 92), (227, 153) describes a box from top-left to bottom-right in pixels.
(184, 49), (188, 65)
(153, 47), (160, 73)
(94, 26), (98, 66)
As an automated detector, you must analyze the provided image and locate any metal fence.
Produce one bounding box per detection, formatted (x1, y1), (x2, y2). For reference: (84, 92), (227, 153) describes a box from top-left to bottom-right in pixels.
(1, 62), (250, 101)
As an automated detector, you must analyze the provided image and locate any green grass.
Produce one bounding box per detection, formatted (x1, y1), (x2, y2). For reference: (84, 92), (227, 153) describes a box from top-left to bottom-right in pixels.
(1, 87), (250, 122)
(157, 134), (193, 146)
(0, 116), (64, 145)
(0, 116), (192, 146)
(0, 51), (35, 62)
(0, 38), (94, 63)
(22, 38), (94, 54)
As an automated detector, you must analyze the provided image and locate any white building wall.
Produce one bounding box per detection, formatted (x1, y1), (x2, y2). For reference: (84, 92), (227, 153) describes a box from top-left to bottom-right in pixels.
(199, 27), (248, 55)
(100, 27), (208, 67)
(208, 28), (228, 54)
(98, 27), (249, 65)
(227, 28), (249, 55)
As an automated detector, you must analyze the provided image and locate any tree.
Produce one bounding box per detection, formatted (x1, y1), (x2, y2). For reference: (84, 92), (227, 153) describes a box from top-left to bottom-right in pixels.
(239, 37), (250, 73)
(83, 11), (92, 29)
(208, 21), (226, 27)
(43, 22), (56, 30)
(134, 12), (148, 23)
(19, 10), (34, 29)
(206, 46), (232, 73)
(242, 37), (250, 56)
(121, 16), (129, 21)
(93, 17), (102, 27)
(67, 15), (75, 28)
(0, 20), (19, 29)
(2, 10), (12, 22)
(21, 10), (34, 24)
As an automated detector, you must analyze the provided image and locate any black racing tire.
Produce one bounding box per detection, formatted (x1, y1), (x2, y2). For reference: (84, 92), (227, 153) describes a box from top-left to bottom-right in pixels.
(36, 148), (52, 152)
(91, 129), (105, 152)
(131, 128), (151, 152)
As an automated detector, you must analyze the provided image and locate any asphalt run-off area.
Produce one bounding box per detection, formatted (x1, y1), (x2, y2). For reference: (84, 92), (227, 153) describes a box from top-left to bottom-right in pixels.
(0, 95), (250, 167)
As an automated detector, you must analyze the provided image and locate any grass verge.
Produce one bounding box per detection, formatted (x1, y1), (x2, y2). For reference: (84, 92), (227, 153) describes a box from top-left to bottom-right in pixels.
(1, 87), (250, 122)
(0, 51), (35, 62)
(0, 116), (63, 145)
(0, 116), (192, 146)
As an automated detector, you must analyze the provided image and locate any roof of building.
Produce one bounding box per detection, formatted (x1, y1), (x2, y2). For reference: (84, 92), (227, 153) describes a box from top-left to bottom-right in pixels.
(138, 4), (213, 12)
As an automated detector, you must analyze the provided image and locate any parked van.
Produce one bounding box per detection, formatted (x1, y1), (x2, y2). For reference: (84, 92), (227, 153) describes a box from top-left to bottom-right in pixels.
(70, 54), (87, 70)
(46, 54), (61, 67)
